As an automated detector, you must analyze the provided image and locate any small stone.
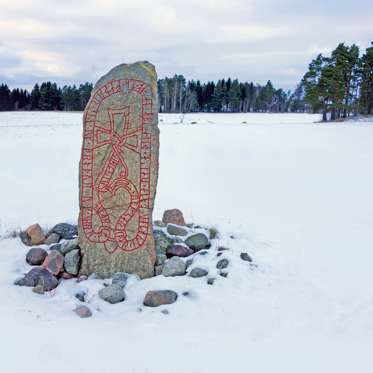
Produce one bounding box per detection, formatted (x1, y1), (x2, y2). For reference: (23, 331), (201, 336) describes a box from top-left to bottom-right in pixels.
(74, 305), (92, 318)
(143, 290), (178, 307)
(26, 247), (48, 266)
(153, 230), (173, 255)
(166, 224), (188, 236)
(185, 233), (210, 252)
(15, 267), (58, 291)
(216, 252), (223, 257)
(60, 238), (79, 254)
(98, 284), (125, 304)
(64, 249), (81, 275)
(199, 250), (208, 256)
(161, 309), (169, 315)
(189, 267), (208, 278)
(220, 272), (228, 278)
(75, 291), (86, 302)
(50, 223), (78, 239)
(153, 220), (166, 228)
(185, 258), (194, 268)
(19, 231), (32, 246)
(209, 227), (219, 239)
(216, 258), (229, 270)
(155, 254), (167, 266)
(25, 224), (45, 245)
(154, 265), (164, 276)
(32, 284), (45, 294)
(112, 272), (129, 288)
(217, 246), (229, 251)
(240, 252), (253, 262)
(44, 233), (60, 245)
(43, 251), (64, 275)
(49, 243), (62, 252)
(166, 244), (193, 258)
(61, 272), (75, 279)
(162, 209), (186, 226)
(162, 257), (186, 277)
(207, 278), (215, 285)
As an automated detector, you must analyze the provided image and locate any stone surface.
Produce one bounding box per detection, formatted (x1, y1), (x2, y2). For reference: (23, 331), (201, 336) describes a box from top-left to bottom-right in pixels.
(153, 220), (166, 228)
(49, 243), (62, 252)
(74, 305), (92, 318)
(162, 209), (186, 226)
(153, 230), (173, 255)
(154, 265), (164, 276)
(42, 251), (64, 276)
(220, 272), (228, 278)
(44, 233), (60, 245)
(25, 224), (45, 245)
(143, 290), (178, 307)
(185, 233), (210, 251)
(32, 284), (45, 295)
(155, 254), (167, 266)
(166, 244), (193, 258)
(26, 247), (48, 266)
(166, 224), (188, 236)
(20, 231), (32, 246)
(14, 267), (58, 291)
(78, 62), (159, 279)
(240, 252), (253, 262)
(207, 277), (215, 285)
(189, 267), (209, 278)
(98, 284), (126, 304)
(112, 272), (129, 288)
(162, 257), (186, 277)
(64, 249), (81, 275)
(50, 223), (78, 239)
(216, 258), (229, 270)
(75, 291), (87, 302)
(60, 238), (79, 254)
(61, 272), (75, 280)
(217, 246), (229, 251)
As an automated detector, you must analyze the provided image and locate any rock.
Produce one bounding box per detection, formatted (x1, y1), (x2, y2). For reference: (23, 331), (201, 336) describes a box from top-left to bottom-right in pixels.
(161, 309), (169, 315)
(44, 233), (60, 245)
(185, 233), (210, 251)
(220, 272), (228, 278)
(162, 257), (186, 277)
(49, 243), (62, 252)
(207, 278), (215, 285)
(185, 258), (194, 268)
(153, 220), (166, 228)
(216, 252), (223, 257)
(112, 272), (129, 288)
(155, 254), (167, 266)
(189, 267), (208, 278)
(74, 305), (92, 318)
(217, 246), (229, 251)
(162, 209), (186, 226)
(209, 227), (219, 239)
(199, 250), (208, 256)
(78, 62), (159, 280)
(15, 267), (58, 291)
(61, 272), (75, 280)
(64, 249), (81, 275)
(154, 265), (164, 276)
(75, 291), (86, 302)
(98, 284), (126, 304)
(32, 284), (45, 295)
(26, 247), (48, 266)
(25, 224), (45, 245)
(143, 290), (178, 307)
(166, 224), (188, 236)
(154, 230), (173, 255)
(42, 251), (64, 276)
(166, 244), (193, 258)
(60, 238), (79, 254)
(19, 231), (32, 246)
(240, 252), (253, 262)
(50, 223), (78, 239)
(216, 258), (229, 270)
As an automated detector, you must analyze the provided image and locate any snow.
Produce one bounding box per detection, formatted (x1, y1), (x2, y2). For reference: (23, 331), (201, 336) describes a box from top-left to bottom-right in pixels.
(1, 112), (373, 373)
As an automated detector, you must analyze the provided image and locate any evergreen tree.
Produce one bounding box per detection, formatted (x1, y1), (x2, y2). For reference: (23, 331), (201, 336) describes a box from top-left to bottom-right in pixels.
(360, 42), (373, 115)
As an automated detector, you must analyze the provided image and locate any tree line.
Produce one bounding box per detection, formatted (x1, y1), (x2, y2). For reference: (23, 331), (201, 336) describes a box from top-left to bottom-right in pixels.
(302, 42), (373, 120)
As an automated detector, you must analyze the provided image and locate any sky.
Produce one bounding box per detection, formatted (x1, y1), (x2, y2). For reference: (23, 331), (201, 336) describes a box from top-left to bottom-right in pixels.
(0, 0), (372, 90)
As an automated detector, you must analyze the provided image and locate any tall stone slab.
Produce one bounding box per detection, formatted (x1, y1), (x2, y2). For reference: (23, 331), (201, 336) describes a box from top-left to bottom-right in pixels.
(78, 62), (159, 279)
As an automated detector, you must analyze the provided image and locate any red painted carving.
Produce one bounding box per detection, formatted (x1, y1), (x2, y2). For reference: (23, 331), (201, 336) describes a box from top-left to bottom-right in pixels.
(80, 79), (153, 253)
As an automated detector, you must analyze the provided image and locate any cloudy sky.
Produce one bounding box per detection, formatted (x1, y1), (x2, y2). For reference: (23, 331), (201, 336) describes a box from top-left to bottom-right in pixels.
(0, 0), (372, 90)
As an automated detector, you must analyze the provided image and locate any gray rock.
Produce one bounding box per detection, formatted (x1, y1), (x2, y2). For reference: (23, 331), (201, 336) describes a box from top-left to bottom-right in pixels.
(220, 272), (228, 278)
(153, 230), (173, 255)
(49, 243), (62, 252)
(185, 258), (194, 268)
(75, 291), (86, 302)
(60, 238), (79, 254)
(154, 265), (164, 276)
(240, 252), (253, 262)
(98, 284), (125, 304)
(14, 267), (58, 291)
(207, 277), (215, 285)
(153, 220), (166, 228)
(216, 258), (229, 269)
(217, 246), (229, 251)
(199, 250), (208, 256)
(44, 233), (60, 245)
(155, 254), (167, 266)
(19, 231), (32, 246)
(162, 257), (186, 277)
(112, 272), (129, 288)
(74, 305), (92, 318)
(26, 247), (48, 266)
(189, 267), (208, 278)
(64, 249), (81, 275)
(166, 224), (188, 237)
(32, 284), (45, 294)
(50, 223), (78, 239)
(143, 290), (178, 307)
(166, 244), (193, 258)
(185, 233), (210, 251)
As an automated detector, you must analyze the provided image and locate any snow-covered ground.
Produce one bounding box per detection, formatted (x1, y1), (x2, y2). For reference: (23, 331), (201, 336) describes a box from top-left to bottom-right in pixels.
(1, 112), (373, 373)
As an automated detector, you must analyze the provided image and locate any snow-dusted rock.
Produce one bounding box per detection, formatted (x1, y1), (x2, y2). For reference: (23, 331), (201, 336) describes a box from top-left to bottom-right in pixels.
(74, 305), (92, 318)
(25, 223), (45, 245)
(166, 223), (188, 236)
(189, 267), (209, 278)
(26, 247), (48, 266)
(155, 254), (167, 266)
(50, 223), (77, 239)
(112, 272), (129, 288)
(216, 258), (229, 270)
(153, 230), (173, 255)
(60, 238), (79, 254)
(240, 252), (252, 262)
(98, 284), (125, 304)
(143, 290), (178, 307)
(42, 251), (64, 275)
(44, 233), (60, 245)
(185, 233), (210, 251)
(64, 249), (80, 275)
(166, 244), (193, 258)
(162, 209), (186, 226)
(162, 257), (186, 277)
(14, 267), (58, 291)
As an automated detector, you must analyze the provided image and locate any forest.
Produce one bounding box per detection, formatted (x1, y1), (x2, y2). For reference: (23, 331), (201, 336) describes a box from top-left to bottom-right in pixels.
(0, 42), (372, 120)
